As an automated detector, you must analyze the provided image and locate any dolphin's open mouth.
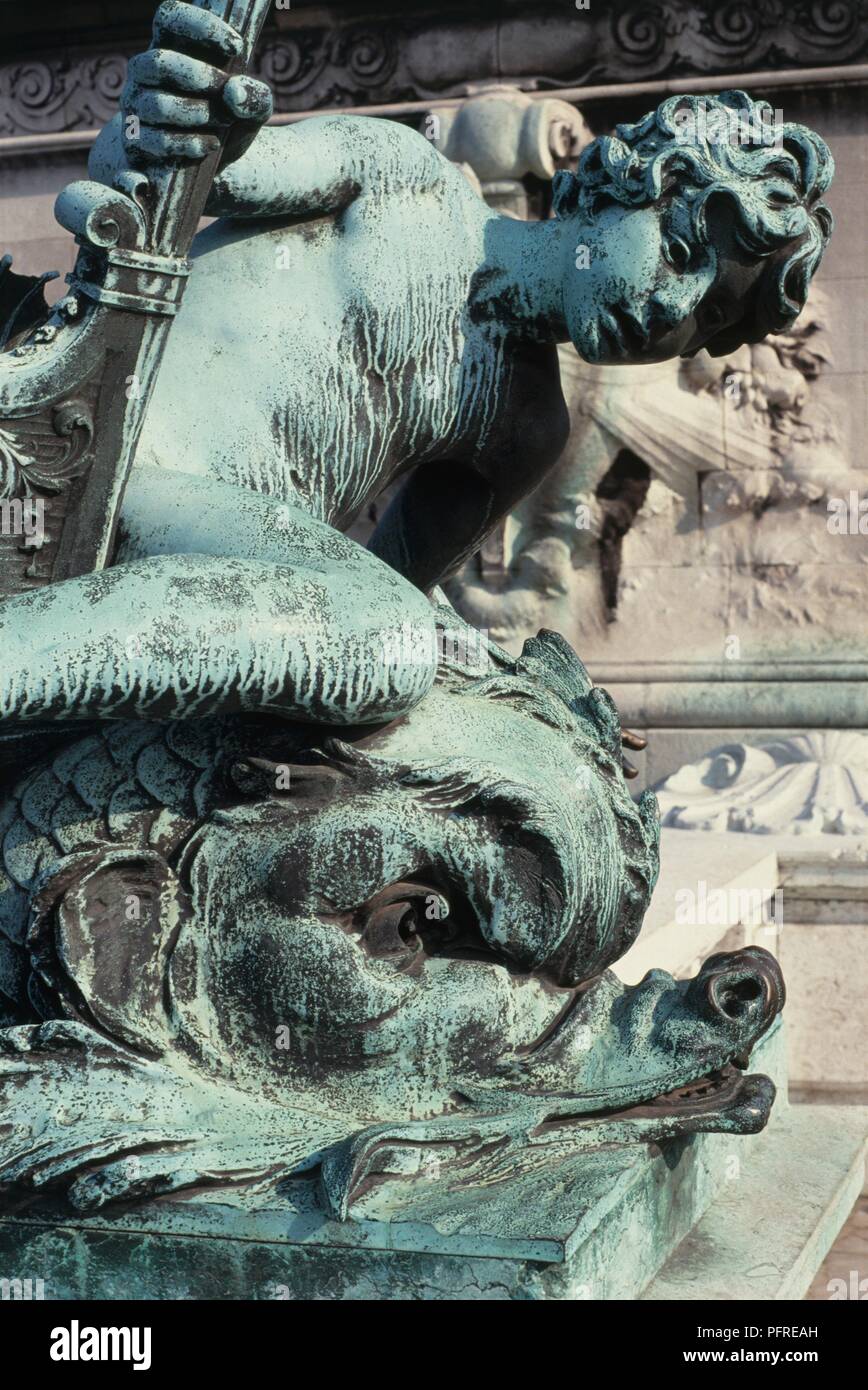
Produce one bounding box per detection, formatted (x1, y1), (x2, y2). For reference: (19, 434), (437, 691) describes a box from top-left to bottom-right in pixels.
(323, 1054), (778, 1220)
(531, 1058), (776, 1139)
(631, 1056), (749, 1114)
(608, 1056), (764, 1122)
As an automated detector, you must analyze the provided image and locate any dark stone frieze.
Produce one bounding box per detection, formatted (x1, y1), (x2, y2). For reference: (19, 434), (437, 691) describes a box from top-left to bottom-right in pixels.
(1, 1), (867, 139)
(0, 52), (128, 137)
(254, 1), (868, 108)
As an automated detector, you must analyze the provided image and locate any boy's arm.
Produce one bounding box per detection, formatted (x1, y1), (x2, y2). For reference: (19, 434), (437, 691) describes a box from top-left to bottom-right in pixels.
(204, 117), (436, 219)
(89, 2), (436, 221)
(91, 114), (369, 219)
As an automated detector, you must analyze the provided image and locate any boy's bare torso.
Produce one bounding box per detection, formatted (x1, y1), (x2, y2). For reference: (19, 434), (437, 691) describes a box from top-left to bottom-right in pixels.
(133, 117), (568, 544)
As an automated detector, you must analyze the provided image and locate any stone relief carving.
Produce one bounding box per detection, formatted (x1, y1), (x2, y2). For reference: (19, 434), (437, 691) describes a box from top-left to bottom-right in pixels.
(0, 54), (128, 138)
(449, 287), (849, 649)
(604, 0), (868, 73)
(655, 733), (868, 834)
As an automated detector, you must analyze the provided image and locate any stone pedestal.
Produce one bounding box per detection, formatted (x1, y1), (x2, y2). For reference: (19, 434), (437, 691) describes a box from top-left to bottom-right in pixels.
(644, 1106), (868, 1300)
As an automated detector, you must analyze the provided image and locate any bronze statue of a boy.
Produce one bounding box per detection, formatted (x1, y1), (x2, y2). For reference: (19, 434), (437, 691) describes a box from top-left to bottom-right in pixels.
(0, 2), (833, 1217)
(0, 1), (833, 732)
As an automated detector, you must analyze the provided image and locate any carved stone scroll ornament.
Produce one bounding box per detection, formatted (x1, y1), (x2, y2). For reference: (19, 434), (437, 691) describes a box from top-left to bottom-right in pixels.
(0, 53), (128, 138)
(0, 0), (274, 598)
(655, 733), (868, 835)
(422, 86), (592, 217)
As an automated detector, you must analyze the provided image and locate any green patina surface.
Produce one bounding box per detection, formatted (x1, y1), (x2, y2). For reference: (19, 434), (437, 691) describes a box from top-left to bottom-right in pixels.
(11, 1022), (863, 1302)
(0, 3), (840, 1294)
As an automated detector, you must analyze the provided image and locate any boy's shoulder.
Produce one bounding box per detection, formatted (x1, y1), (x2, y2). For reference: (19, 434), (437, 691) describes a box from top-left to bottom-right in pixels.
(304, 113), (472, 195)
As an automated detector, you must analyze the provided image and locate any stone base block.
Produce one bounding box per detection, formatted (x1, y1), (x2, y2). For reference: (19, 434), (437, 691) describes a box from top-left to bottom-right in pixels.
(643, 1105), (868, 1300)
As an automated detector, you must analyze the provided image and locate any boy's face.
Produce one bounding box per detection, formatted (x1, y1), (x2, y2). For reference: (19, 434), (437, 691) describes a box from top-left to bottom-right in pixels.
(563, 197), (765, 364)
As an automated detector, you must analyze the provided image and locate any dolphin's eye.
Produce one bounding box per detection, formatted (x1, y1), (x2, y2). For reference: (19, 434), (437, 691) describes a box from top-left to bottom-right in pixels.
(360, 898), (423, 960)
(357, 880), (456, 967)
(357, 878), (485, 965)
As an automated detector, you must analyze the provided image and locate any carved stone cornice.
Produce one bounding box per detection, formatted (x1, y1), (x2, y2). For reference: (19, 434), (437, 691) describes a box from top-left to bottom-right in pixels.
(1, 0), (867, 141)
(256, 0), (868, 111)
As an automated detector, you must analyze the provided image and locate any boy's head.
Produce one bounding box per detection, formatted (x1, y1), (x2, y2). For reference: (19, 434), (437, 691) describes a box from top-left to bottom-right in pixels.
(556, 90), (834, 365)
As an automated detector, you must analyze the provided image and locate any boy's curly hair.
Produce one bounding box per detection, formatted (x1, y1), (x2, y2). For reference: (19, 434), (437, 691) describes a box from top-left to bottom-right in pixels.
(553, 90), (834, 356)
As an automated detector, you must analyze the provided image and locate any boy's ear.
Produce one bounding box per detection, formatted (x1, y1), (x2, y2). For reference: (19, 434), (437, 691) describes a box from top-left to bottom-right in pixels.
(552, 170), (581, 218)
(27, 849), (191, 1056)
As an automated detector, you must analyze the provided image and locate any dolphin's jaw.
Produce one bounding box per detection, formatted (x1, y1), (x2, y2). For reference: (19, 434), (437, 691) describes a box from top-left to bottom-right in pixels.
(529, 1063), (777, 1142)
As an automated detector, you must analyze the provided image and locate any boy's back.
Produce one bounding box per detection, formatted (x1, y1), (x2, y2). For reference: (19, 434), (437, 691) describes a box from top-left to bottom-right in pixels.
(134, 117), (520, 529)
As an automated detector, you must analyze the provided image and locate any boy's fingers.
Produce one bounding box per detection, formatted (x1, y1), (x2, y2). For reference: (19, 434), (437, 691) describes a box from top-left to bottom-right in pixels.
(133, 89), (214, 129)
(151, 0), (243, 61)
(127, 49), (226, 97)
(127, 125), (221, 161)
(222, 75), (273, 124)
